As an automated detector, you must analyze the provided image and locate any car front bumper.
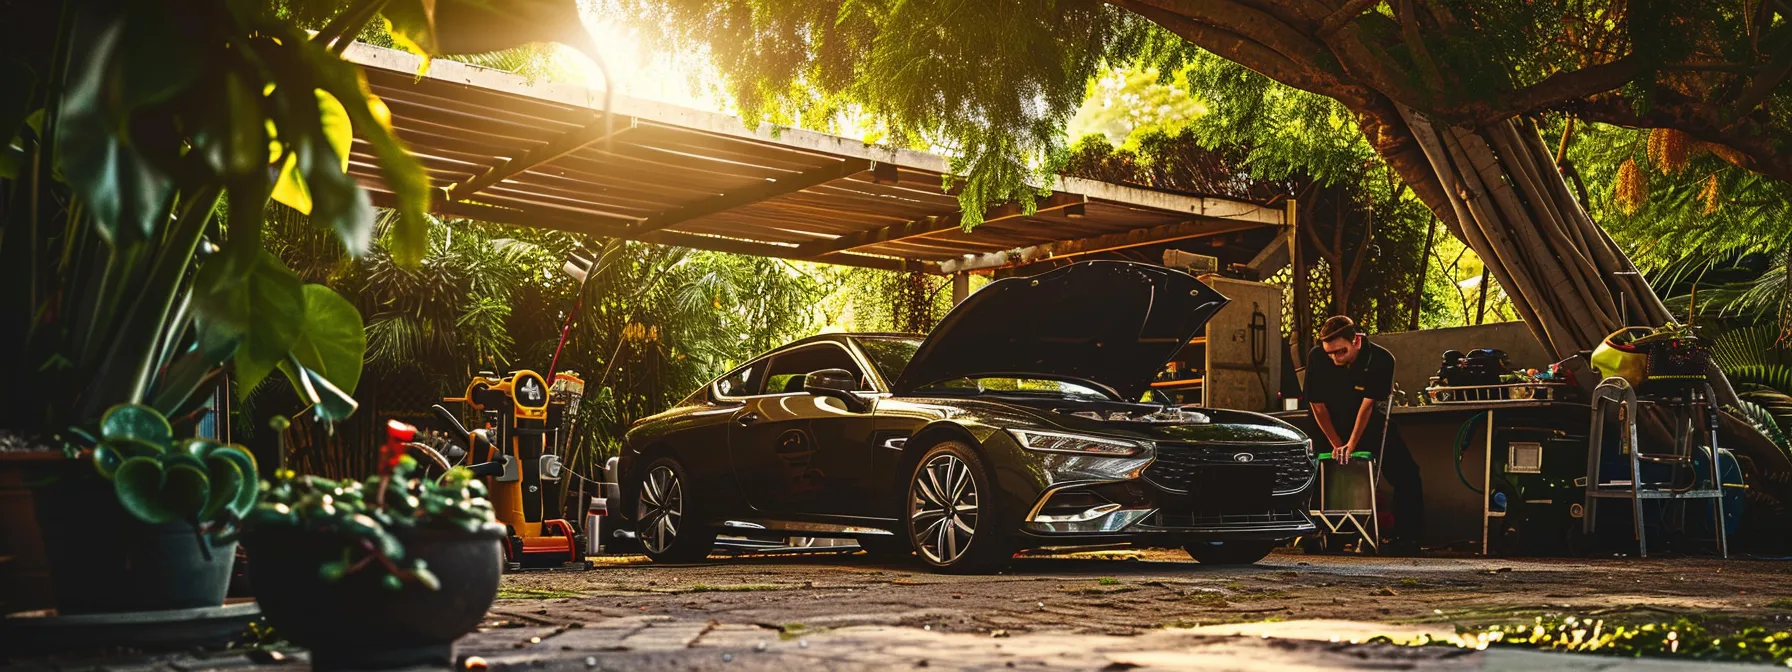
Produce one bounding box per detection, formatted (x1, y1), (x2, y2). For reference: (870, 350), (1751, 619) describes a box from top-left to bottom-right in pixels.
(1020, 492), (1316, 541)
(1012, 439), (1317, 543)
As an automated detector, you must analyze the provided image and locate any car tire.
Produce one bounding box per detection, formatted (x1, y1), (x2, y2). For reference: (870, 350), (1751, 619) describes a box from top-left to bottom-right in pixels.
(906, 442), (1008, 574)
(857, 534), (913, 560)
(1184, 540), (1278, 566)
(635, 457), (716, 564)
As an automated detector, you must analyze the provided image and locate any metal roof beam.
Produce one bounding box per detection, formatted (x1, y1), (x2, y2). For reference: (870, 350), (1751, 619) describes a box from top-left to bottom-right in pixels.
(370, 188), (933, 273)
(346, 42), (1286, 226)
(626, 157), (875, 235)
(794, 192), (1087, 258)
(940, 218), (1273, 274)
(444, 116), (639, 202)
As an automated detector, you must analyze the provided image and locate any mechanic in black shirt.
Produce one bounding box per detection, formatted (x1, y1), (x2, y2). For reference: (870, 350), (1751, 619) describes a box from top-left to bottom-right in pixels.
(1304, 315), (1424, 553)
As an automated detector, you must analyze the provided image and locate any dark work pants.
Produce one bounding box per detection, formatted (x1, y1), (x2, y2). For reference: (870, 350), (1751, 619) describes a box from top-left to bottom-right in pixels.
(1366, 425), (1425, 542)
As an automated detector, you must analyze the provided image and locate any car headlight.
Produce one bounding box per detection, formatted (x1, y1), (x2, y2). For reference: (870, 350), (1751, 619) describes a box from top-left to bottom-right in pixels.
(1008, 429), (1148, 456)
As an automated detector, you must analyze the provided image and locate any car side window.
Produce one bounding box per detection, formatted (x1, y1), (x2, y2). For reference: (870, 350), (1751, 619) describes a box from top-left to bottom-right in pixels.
(762, 344), (869, 394)
(714, 361), (765, 398)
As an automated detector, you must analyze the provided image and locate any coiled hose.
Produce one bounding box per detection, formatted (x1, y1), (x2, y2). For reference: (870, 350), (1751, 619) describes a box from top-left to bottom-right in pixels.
(1454, 411), (1489, 494)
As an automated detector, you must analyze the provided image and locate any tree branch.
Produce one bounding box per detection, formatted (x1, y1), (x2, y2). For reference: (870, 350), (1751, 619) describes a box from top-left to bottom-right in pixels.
(1317, 0), (1383, 36)
(1397, 0), (1445, 91)
(1114, 0), (1376, 108)
(1323, 15), (1436, 111)
(1730, 37), (1792, 120)
(1132, 0), (1344, 77)
(1571, 90), (1792, 184)
(1472, 53), (1647, 124)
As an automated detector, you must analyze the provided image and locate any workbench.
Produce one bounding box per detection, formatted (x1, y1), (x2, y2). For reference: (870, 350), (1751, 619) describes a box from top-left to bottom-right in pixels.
(1275, 400), (1591, 552)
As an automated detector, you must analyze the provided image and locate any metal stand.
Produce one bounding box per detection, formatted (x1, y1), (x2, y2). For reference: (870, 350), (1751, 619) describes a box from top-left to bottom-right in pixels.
(1311, 457), (1379, 554)
(1480, 407), (1500, 555)
(1582, 377), (1727, 558)
(1309, 393), (1392, 554)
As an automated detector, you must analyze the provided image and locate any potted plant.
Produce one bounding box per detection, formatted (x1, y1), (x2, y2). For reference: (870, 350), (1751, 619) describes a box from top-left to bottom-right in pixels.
(1, 0), (602, 623)
(240, 420), (504, 670)
(33, 404), (260, 614)
(0, 0), (408, 618)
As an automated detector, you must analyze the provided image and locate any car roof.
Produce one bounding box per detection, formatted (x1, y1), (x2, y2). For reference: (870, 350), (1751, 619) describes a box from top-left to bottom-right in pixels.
(780, 332), (925, 348)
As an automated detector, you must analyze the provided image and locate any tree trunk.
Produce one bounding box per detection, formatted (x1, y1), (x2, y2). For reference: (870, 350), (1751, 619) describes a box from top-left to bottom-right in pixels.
(1408, 214), (1436, 331)
(1393, 110), (1673, 357)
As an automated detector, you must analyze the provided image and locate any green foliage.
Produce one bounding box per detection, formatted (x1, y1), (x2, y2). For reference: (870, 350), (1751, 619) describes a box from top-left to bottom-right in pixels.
(1424, 614), (1792, 665)
(245, 460), (496, 591)
(1066, 68), (1204, 146)
(1057, 64), (1460, 335)
(281, 284), (369, 396)
(263, 206), (831, 467)
(1556, 120), (1792, 330)
(1573, 124), (1792, 269)
(0, 0), (415, 439)
(615, 0), (1149, 226)
(90, 404), (260, 526)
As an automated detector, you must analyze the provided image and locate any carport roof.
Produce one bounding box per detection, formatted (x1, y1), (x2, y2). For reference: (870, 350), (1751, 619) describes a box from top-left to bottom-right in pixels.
(343, 43), (1289, 274)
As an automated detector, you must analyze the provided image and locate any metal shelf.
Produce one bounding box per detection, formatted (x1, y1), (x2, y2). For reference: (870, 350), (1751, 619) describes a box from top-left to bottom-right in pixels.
(1587, 488), (1722, 500)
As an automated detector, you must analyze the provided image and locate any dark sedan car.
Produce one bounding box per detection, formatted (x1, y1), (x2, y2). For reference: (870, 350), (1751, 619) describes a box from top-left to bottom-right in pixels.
(619, 261), (1316, 572)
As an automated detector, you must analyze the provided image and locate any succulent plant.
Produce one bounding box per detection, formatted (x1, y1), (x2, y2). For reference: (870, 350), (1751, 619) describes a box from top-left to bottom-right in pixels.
(243, 423), (498, 590)
(87, 404), (260, 526)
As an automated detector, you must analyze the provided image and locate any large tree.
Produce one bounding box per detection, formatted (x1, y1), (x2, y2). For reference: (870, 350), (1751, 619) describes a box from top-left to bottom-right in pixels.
(618, 0), (1791, 363)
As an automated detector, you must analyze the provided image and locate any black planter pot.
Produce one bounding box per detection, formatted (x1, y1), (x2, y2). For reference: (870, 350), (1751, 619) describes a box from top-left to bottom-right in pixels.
(33, 465), (236, 615)
(245, 524), (504, 670)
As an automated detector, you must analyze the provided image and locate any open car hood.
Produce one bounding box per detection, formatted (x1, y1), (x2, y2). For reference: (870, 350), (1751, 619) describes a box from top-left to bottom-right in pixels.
(892, 261), (1229, 400)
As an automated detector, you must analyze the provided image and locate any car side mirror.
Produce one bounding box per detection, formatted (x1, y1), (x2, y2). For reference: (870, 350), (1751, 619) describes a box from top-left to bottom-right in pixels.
(804, 368), (868, 412)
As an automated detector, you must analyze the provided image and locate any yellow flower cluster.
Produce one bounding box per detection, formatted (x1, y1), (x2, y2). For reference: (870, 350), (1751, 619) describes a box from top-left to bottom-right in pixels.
(622, 322), (659, 343)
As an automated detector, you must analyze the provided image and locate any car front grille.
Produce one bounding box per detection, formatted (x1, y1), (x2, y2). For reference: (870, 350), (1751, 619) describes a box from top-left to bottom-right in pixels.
(1146, 509), (1311, 529)
(1145, 441), (1314, 495)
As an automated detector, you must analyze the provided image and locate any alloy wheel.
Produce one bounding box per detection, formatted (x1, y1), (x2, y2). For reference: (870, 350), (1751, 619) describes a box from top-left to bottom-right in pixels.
(909, 453), (979, 564)
(638, 465), (684, 555)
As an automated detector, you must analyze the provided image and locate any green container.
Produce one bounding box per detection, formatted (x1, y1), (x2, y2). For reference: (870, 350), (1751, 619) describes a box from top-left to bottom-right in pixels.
(1317, 453), (1375, 512)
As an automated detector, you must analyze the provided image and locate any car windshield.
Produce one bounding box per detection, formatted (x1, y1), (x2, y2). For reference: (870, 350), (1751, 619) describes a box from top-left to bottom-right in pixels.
(853, 337), (922, 384)
(916, 376), (1115, 401)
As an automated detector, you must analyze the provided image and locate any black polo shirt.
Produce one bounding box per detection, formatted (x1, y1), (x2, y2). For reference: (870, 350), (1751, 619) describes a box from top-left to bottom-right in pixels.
(1304, 340), (1396, 439)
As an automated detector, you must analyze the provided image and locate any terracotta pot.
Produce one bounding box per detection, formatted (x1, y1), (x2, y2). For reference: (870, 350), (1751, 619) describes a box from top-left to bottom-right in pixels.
(245, 524), (504, 670)
(0, 451), (63, 614)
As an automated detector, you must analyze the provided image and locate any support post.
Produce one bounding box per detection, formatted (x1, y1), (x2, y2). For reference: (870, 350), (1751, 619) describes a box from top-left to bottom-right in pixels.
(952, 273), (971, 304)
(1288, 198), (1310, 369)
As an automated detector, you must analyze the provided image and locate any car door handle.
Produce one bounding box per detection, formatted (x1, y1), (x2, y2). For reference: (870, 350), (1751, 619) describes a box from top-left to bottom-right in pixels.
(735, 412), (762, 426)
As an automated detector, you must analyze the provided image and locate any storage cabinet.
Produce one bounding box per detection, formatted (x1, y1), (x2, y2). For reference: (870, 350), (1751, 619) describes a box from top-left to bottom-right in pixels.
(1150, 276), (1283, 412)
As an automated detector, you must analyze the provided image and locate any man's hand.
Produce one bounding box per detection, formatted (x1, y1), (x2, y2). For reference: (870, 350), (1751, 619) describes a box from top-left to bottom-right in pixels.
(1336, 439), (1355, 465)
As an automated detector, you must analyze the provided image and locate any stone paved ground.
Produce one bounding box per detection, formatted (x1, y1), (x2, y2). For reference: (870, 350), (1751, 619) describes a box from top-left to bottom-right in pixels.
(10, 549), (1792, 670)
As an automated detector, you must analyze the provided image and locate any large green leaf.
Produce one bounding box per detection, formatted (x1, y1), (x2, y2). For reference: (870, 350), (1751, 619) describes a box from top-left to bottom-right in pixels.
(100, 403), (172, 448)
(190, 72), (271, 182)
(269, 89), (353, 218)
(289, 26), (431, 263)
(179, 439), (259, 516)
(384, 0), (586, 57)
(56, 18), (175, 244)
(92, 438), (163, 479)
(211, 447), (261, 518)
(192, 251), (307, 396)
(113, 456), (211, 525)
(282, 357), (360, 423)
(284, 284), (366, 395)
(200, 456), (245, 520)
(148, 344), (224, 417)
